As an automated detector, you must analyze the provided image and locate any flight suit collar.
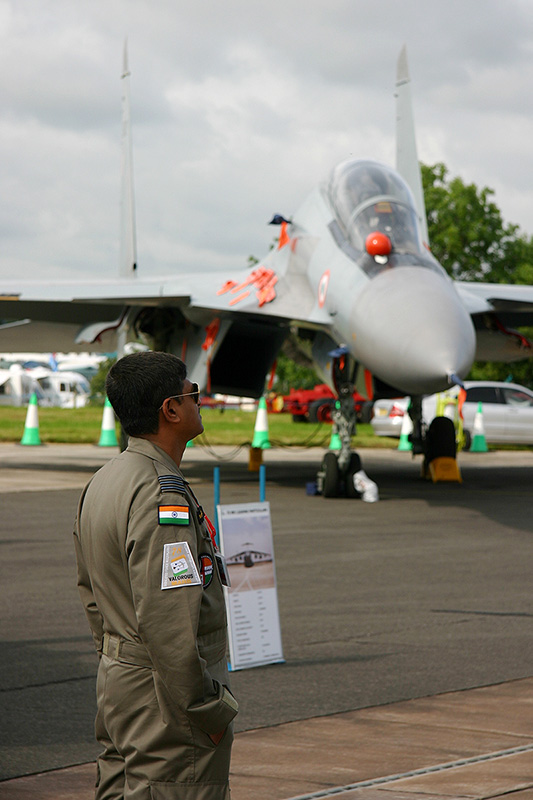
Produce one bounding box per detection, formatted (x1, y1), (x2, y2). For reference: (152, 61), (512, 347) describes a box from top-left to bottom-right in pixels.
(126, 436), (181, 475)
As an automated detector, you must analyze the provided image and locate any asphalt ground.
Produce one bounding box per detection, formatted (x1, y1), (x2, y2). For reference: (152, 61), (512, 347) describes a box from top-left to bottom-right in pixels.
(1, 442), (533, 784)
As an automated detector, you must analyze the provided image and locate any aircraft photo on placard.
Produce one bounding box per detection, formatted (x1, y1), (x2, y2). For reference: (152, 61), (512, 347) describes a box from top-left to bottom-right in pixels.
(2, 44), (533, 493)
(219, 510), (275, 594)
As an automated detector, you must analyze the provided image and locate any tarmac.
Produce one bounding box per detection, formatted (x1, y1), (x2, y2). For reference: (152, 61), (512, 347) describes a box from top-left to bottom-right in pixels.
(1, 678), (532, 799)
(1, 442), (533, 799)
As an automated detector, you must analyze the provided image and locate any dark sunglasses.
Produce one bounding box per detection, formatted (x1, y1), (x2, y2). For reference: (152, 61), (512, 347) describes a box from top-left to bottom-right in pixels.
(159, 383), (200, 410)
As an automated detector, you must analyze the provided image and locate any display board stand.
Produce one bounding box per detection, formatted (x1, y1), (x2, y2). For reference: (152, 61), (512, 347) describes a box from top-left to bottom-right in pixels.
(217, 501), (284, 671)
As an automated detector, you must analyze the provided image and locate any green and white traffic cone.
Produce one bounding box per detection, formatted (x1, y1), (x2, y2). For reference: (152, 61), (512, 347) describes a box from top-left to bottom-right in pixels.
(470, 401), (488, 452)
(98, 397), (118, 447)
(398, 409), (413, 451)
(251, 397), (271, 449)
(20, 393), (41, 446)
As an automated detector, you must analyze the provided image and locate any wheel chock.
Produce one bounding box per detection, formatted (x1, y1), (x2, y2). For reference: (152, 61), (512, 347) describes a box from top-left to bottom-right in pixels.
(428, 456), (462, 483)
(248, 446), (263, 471)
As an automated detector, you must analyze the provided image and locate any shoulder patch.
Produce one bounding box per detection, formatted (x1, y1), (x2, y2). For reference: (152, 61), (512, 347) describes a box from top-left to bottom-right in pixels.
(161, 542), (201, 589)
(199, 553), (214, 588)
(159, 504), (190, 525)
(158, 474), (187, 494)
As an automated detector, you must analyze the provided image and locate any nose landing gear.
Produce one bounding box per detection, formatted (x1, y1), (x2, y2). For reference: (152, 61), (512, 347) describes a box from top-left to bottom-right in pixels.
(319, 451), (364, 498)
(316, 349), (379, 501)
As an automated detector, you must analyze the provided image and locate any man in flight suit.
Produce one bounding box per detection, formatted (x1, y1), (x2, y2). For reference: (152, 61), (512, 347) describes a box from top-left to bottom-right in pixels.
(74, 351), (238, 800)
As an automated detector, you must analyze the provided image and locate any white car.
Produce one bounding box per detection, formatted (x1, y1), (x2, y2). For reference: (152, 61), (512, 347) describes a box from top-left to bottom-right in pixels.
(371, 381), (533, 447)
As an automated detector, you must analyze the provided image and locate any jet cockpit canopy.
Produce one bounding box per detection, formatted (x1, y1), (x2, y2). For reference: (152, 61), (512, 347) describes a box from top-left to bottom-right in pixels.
(327, 159), (424, 257)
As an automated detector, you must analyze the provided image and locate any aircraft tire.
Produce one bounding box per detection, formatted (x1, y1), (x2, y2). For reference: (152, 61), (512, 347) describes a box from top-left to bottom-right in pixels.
(322, 452), (340, 497)
(358, 401), (374, 424)
(345, 453), (363, 498)
(425, 416), (456, 461)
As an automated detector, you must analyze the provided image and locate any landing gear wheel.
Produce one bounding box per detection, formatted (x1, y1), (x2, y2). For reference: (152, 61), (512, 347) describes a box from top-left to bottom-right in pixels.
(359, 401), (374, 424)
(423, 416), (457, 477)
(322, 452), (340, 498)
(345, 453), (362, 498)
(308, 398), (335, 423)
(426, 417), (456, 460)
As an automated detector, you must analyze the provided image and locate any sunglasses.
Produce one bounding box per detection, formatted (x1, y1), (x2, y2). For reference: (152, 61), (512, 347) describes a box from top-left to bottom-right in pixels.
(160, 383), (200, 409)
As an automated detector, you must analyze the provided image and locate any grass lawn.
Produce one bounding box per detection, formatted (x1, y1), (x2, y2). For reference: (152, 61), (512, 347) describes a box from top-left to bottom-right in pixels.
(0, 405), (399, 448)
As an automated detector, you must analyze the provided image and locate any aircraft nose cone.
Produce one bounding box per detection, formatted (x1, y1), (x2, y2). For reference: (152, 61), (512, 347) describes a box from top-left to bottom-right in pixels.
(351, 267), (475, 395)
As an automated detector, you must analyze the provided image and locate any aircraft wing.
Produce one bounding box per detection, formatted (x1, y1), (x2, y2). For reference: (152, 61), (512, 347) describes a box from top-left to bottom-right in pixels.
(0, 277), (190, 352)
(0, 229), (332, 388)
(455, 281), (533, 362)
(455, 281), (533, 321)
(0, 277), (189, 311)
(0, 250), (328, 327)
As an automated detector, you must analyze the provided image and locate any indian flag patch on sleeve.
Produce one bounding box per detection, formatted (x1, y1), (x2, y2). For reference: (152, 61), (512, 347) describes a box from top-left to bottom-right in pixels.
(158, 504), (190, 525)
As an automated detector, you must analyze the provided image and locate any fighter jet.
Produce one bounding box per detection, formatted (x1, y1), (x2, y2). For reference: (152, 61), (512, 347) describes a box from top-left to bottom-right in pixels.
(2, 46), (533, 494)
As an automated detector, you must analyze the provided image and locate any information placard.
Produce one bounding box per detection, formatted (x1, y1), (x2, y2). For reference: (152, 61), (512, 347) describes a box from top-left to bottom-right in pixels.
(217, 501), (284, 671)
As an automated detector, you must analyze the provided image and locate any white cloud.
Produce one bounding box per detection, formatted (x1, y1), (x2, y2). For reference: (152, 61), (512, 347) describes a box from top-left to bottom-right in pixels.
(1, 0), (533, 281)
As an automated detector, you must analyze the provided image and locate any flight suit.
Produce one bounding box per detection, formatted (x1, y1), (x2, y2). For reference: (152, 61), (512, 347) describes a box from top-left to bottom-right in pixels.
(74, 437), (238, 800)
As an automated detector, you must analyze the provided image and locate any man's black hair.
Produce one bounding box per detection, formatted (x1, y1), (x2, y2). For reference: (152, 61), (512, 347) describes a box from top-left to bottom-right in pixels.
(105, 351), (187, 436)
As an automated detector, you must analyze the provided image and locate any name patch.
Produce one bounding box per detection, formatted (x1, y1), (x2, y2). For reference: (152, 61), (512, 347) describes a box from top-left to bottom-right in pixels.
(161, 542), (201, 590)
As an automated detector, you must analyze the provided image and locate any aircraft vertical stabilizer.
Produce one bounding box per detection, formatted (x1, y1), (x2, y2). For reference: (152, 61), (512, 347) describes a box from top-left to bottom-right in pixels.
(395, 45), (429, 246)
(120, 39), (138, 278)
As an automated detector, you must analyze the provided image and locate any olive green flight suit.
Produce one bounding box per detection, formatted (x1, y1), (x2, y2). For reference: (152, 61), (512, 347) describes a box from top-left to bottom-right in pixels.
(74, 437), (238, 800)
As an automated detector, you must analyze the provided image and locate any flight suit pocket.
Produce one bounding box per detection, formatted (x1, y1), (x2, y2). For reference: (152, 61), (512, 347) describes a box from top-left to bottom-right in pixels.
(149, 782), (230, 799)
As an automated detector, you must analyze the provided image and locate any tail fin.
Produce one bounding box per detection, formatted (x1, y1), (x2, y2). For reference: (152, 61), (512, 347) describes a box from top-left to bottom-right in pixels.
(120, 39), (138, 278)
(395, 45), (429, 246)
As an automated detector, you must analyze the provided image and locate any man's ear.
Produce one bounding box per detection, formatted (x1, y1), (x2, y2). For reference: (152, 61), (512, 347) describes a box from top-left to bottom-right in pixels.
(161, 399), (181, 424)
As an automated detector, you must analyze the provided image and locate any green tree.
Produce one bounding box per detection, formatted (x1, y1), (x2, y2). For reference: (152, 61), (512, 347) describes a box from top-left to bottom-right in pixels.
(271, 333), (321, 395)
(421, 162), (531, 282)
(497, 234), (533, 285)
(90, 357), (116, 403)
(422, 162), (533, 385)
(273, 353), (320, 395)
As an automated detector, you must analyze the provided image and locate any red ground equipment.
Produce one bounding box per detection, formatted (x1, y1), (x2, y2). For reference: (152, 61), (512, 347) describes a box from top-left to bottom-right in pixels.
(281, 383), (369, 423)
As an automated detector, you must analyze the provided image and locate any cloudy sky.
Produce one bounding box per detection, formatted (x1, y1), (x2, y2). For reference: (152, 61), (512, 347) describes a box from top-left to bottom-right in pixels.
(1, 0), (533, 281)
